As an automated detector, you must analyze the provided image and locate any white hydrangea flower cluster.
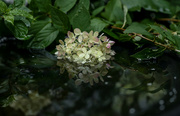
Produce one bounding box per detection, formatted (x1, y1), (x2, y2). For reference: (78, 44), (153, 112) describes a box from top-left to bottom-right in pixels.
(55, 28), (115, 66)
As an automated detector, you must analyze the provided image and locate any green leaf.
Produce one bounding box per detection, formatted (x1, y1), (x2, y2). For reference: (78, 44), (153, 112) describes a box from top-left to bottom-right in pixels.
(92, 6), (105, 17)
(103, 29), (119, 40)
(151, 0), (172, 14)
(141, 0), (158, 12)
(0, 1), (7, 13)
(5, 20), (31, 40)
(28, 23), (59, 49)
(50, 6), (71, 33)
(3, 15), (14, 25)
(28, 20), (50, 35)
(35, 0), (51, 12)
(89, 18), (108, 32)
(149, 25), (175, 44)
(174, 35), (180, 50)
(55, 0), (77, 13)
(13, 0), (25, 8)
(79, 0), (90, 10)
(124, 22), (153, 37)
(121, 0), (142, 11)
(101, 0), (123, 22)
(118, 34), (131, 42)
(131, 48), (165, 60)
(8, 9), (33, 19)
(15, 16), (31, 27)
(68, 3), (91, 31)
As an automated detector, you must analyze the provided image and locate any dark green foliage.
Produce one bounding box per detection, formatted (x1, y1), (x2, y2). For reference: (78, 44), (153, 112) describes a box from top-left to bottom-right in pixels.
(50, 5), (70, 33)
(0, 0), (180, 59)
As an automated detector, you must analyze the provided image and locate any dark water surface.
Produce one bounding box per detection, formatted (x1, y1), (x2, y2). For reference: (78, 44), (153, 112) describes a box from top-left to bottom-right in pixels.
(0, 40), (180, 116)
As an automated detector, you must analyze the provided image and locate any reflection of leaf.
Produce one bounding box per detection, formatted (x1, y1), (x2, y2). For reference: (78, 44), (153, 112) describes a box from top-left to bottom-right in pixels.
(2, 95), (15, 107)
(28, 57), (56, 68)
(148, 81), (169, 93)
(127, 77), (155, 91)
(131, 48), (165, 60)
(0, 80), (9, 94)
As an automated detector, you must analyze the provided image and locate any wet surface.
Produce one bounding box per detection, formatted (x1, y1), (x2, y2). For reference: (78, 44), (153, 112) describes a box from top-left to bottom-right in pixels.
(0, 40), (180, 116)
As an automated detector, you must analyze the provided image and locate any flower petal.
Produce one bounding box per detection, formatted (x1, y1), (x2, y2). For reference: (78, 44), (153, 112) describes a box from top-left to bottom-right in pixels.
(74, 28), (81, 35)
(78, 36), (83, 43)
(67, 31), (74, 38)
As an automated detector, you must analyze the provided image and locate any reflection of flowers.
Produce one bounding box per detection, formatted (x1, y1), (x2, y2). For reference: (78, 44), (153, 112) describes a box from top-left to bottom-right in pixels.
(57, 59), (112, 85)
(10, 90), (51, 116)
(55, 28), (115, 66)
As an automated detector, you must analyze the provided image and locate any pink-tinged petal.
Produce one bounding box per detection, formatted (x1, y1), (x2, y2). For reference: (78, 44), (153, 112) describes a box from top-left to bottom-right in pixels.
(101, 36), (108, 42)
(93, 37), (99, 43)
(94, 31), (99, 37)
(106, 63), (111, 69)
(108, 41), (115, 45)
(74, 28), (81, 35)
(67, 31), (74, 38)
(106, 43), (111, 48)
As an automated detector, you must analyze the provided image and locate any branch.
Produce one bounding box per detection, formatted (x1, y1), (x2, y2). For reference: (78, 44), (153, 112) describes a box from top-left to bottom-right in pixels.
(111, 26), (175, 51)
(158, 18), (180, 22)
(111, 26), (125, 31)
(135, 33), (174, 50)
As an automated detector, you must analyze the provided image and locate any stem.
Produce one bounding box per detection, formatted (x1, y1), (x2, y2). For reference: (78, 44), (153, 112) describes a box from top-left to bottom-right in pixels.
(111, 26), (175, 50)
(175, 49), (180, 53)
(112, 26), (125, 31)
(135, 33), (173, 50)
(158, 18), (180, 22)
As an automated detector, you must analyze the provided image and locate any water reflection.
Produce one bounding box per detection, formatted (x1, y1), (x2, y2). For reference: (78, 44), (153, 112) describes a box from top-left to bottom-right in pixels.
(10, 90), (51, 116)
(0, 45), (180, 116)
(57, 59), (112, 85)
(112, 67), (170, 115)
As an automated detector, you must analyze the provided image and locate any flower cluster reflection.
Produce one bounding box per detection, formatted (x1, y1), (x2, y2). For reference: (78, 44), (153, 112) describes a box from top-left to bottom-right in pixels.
(56, 29), (115, 85)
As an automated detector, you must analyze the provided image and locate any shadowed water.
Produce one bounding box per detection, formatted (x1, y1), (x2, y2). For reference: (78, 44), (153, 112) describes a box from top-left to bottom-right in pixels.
(0, 41), (180, 116)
